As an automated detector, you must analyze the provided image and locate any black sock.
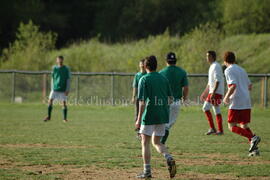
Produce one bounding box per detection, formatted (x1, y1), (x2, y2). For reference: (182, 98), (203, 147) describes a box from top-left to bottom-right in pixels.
(161, 130), (169, 144)
(48, 105), (53, 119)
(63, 106), (67, 120)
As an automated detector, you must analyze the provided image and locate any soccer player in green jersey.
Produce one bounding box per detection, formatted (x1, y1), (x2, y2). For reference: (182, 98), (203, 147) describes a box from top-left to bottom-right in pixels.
(44, 56), (71, 122)
(132, 59), (146, 139)
(159, 52), (189, 144)
(135, 56), (176, 179)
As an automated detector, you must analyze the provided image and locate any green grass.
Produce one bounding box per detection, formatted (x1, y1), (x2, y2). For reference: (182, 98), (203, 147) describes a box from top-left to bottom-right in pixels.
(0, 104), (270, 179)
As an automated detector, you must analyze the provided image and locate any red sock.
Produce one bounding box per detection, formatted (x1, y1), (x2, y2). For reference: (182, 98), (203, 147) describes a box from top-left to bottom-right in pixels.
(231, 126), (253, 140)
(245, 127), (254, 142)
(216, 114), (223, 132)
(205, 111), (215, 129)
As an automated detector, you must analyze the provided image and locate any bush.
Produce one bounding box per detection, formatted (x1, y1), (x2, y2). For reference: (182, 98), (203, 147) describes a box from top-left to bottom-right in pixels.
(222, 0), (270, 35)
(0, 20), (57, 70)
(47, 30), (181, 72)
(0, 21), (268, 74)
(178, 23), (224, 73)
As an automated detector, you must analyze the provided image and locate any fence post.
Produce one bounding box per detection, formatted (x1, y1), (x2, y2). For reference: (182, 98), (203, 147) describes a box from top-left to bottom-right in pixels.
(264, 75), (268, 108)
(260, 77), (264, 107)
(42, 73), (47, 103)
(75, 75), (80, 105)
(111, 72), (115, 106)
(11, 71), (16, 103)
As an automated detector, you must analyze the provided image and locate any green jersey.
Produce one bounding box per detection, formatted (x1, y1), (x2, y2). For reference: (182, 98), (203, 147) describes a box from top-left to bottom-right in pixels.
(132, 72), (146, 88)
(138, 72), (172, 125)
(52, 65), (71, 92)
(159, 66), (188, 100)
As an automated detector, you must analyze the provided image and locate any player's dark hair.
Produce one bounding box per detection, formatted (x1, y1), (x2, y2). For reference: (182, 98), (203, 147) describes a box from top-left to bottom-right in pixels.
(224, 51), (235, 64)
(145, 55), (157, 71)
(57, 56), (64, 60)
(207, 51), (216, 60)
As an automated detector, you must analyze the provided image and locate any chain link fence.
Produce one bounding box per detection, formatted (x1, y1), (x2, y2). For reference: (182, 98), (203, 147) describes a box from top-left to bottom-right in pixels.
(0, 70), (269, 107)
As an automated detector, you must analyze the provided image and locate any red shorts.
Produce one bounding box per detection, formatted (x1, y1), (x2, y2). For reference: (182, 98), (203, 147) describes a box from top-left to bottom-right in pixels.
(228, 109), (251, 124)
(206, 93), (223, 106)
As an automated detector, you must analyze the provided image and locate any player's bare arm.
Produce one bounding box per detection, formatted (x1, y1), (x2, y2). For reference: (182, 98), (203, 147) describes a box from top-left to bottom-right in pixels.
(210, 81), (220, 100)
(223, 84), (236, 104)
(200, 85), (209, 101)
(135, 100), (145, 130)
(132, 88), (137, 104)
(182, 86), (189, 102)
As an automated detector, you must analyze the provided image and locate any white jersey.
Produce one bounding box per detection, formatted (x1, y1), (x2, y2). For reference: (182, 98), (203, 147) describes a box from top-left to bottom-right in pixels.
(208, 61), (224, 95)
(224, 64), (251, 109)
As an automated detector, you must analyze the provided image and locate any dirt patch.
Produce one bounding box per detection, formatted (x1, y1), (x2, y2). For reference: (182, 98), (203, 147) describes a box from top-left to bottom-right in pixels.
(12, 165), (270, 180)
(0, 143), (91, 149)
(0, 158), (14, 169)
(174, 152), (270, 166)
(177, 172), (270, 180)
(7, 164), (236, 180)
(1, 147), (270, 179)
(1, 161), (269, 180)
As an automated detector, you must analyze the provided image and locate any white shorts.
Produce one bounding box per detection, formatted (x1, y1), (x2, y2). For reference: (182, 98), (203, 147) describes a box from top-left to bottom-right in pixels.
(139, 124), (166, 137)
(166, 100), (181, 130)
(49, 91), (67, 101)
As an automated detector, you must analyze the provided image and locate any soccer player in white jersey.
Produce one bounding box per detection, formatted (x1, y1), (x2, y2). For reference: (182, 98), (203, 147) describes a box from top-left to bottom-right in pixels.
(223, 51), (261, 156)
(200, 51), (224, 135)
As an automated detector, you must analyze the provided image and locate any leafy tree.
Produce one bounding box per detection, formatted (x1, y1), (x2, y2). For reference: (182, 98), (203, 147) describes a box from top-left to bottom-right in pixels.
(179, 23), (224, 73)
(222, 0), (270, 35)
(1, 21), (57, 70)
(93, 0), (218, 41)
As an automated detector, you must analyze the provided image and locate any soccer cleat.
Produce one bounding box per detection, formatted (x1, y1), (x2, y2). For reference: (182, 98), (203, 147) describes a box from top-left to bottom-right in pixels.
(63, 119), (68, 123)
(248, 147), (260, 157)
(43, 117), (50, 122)
(205, 128), (216, 135)
(167, 158), (176, 178)
(215, 131), (224, 135)
(136, 172), (152, 179)
(249, 135), (261, 152)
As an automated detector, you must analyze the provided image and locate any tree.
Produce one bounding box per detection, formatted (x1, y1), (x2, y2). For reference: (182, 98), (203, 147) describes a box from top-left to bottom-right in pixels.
(0, 21), (57, 70)
(94, 0), (218, 41)
(222, 0), (270, 35)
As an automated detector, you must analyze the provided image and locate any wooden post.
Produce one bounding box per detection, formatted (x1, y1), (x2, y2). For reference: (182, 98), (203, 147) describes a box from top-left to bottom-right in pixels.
(111, 73), (115, 106)
(75, 75), (79, 105)
(260, 77), (265, 107)
(42, 73), (47, 103)
(264, 76), (268, 108)
(11, 72), (16, 103)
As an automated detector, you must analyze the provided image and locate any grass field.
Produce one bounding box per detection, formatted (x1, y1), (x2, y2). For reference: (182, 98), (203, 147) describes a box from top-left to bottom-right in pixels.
(0, 104), (269, 180)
